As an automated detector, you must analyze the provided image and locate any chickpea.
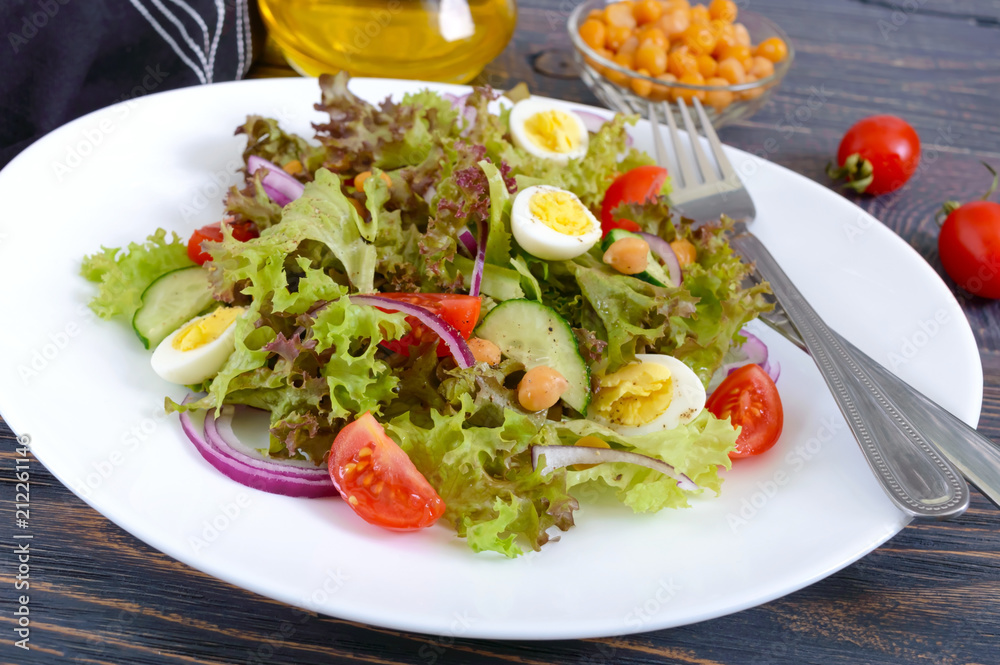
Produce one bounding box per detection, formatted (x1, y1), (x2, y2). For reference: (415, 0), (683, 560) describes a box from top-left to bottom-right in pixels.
(670, 238), (698, 267)
(716, 57), (747, 85)
(676, 72), (707, 102)
(749, 55), (775, 79)
(631, 68), (654, 97)
(605, 24), (633, 51)
(587, 8), (606, 22)
(704, 76), (734, 110)
(633, 0), (663, 25)
(603, 236), (649, 275)
(635, 41), (668, 76)
(613, 50), (636, 71)
(668, 46), (699, 78)
(606, 2), (638, 29)
(709, 0), (738, 23)
(756, 37), (788, 63)
(741, 74), (765, 100)
(468, 337), (501, 366)
(517, 366), (569, 412)
(713, 22), (737, 53)
(572, 436), (612, 471)
(579, 19), (607, 50)
(690, 4), (711, 25)
(618, 35), (641, 58)
(282, 159), (303, 175)
(733, 22), (751, 46)
(696, 53), (718, 78)
(637, 25), (668, 49)
(657, 8), (690, 38)
(682, 23), (716, 55)
(653, 72), (678, 101)
(717, 44), (752, 67)
(354, 170), (391, 190)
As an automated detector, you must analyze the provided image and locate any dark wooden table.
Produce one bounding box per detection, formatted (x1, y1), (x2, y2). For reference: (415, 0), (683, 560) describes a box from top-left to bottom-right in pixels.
(3, 1), (1000, 663)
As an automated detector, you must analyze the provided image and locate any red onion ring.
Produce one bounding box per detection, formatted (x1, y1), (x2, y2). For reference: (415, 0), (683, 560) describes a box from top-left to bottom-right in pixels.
(457, 229), (477, 257)
(247, 155), (305, 207)
(470, 218), (488, 298)
(531, 445), (699, 491)
(570, 109), (634, 147)
(636, 232), (682, 287)
(179, 402), (337, 498)
(350, 295), (476, 369)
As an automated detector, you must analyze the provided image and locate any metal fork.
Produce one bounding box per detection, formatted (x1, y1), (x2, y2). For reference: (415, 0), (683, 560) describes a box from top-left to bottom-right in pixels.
(645, 98), (983, 519)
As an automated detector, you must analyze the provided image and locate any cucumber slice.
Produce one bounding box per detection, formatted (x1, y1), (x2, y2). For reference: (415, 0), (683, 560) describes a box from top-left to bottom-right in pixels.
(601, 229), (671, 287)
(476, 299), (591, 414)
(132, 266), (217, 349)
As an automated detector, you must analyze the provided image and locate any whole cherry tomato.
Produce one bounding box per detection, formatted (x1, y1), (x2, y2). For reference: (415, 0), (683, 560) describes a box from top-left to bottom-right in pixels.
(938, 164), (1000, 299)
(827, 115), (920, 195)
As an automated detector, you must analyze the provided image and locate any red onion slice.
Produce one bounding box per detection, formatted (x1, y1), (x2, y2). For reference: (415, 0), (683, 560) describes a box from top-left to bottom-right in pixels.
(179, 405), (337, 498)
(457, 229), (477, 257)
(247, 155), (305, 207)
(570, 109), (634, 147)
(574, 109), (612, 134)
(636, 232), (682, 287)
(350, 295), (476, 369)
(761, 359), (781, 383)
(531, 445), (699, 492)
(212, 405), (325, 475)
(470, 218), (488, 298)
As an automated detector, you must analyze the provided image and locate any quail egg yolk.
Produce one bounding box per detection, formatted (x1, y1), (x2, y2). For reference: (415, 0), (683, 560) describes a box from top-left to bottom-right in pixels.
(592, 362), (673, 427)
(173, 307), (244, 352)
(528, 189), (594, 236)
(523, 110), (581, 154)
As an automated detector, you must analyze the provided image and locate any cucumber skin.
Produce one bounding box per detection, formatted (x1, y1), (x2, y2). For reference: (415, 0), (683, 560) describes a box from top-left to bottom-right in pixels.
(476, 299), (591, 415)
(132, 267), (216, 349)
(600, 229), (671, 288)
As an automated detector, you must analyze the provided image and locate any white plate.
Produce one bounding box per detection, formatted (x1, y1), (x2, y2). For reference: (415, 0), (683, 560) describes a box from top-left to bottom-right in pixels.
(0, 78), (982, 640)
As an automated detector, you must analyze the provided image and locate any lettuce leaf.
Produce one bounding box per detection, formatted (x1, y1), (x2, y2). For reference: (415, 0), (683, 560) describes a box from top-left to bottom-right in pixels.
(387, 393), (576, 557)
(81, 228), (193, 320)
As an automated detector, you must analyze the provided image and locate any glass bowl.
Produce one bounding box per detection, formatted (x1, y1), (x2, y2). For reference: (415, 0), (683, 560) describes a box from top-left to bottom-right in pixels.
(568, 0), (794, 127)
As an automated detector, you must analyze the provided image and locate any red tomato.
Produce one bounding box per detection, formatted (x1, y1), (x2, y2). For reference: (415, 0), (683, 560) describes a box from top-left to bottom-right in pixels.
(828, 115), (920, 195)
(706, 364), (784, 459)
(600, 165), (669, 236)
(377, 293), (481, 357)
(328, 412), (445, 530)
(187, 221), (259, 265)
(939, 200), (1000, 299)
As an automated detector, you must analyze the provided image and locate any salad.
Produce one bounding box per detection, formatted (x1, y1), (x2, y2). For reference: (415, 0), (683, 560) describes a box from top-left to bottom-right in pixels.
(81, 74), (779, 557)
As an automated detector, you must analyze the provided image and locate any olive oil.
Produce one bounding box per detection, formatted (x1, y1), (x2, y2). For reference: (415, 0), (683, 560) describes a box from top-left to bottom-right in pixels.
(258, 0), (517, 83)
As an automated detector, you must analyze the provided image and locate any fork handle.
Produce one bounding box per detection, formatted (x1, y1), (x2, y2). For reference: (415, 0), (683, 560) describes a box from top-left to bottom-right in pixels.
(768, 314), (1000, 511)
(730, 229), (969, 518)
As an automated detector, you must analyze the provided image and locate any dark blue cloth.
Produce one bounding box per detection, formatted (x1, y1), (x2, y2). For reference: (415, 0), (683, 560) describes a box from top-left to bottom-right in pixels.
(0, 0), (257, 167)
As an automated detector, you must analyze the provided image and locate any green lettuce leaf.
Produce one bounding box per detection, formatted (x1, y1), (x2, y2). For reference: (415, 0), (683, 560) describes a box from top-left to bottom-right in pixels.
(81, 228), (193, 320)
(387, 393), (577, 557)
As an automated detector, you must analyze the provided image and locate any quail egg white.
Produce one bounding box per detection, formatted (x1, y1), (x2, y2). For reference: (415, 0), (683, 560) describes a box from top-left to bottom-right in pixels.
(509, 98), (589, 164)
(591, 354), (707, 435)
(510, 185), (602, 261)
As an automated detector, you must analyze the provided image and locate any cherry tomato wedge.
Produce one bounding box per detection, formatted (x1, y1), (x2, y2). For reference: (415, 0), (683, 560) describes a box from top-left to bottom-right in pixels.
(706, 364), (783, 459)
(828, 115), (920, 195)
(600, 165), (669, 236)
(328, 412), (445, 530)
(377, 293), (481, 357)
(187, 220), (259, 265)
